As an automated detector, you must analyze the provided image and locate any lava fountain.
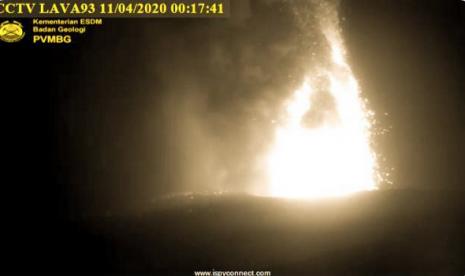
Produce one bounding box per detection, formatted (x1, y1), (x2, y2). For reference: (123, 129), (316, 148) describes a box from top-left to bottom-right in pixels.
(266, 3), (379, 198)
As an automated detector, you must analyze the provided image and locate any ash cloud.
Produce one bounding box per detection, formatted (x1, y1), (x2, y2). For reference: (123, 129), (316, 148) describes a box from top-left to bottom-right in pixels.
(137, 1), (327, 197)
(59, 0), (347, 213)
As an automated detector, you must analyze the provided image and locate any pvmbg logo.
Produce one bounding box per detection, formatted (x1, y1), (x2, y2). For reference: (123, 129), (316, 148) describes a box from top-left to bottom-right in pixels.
(0, 20), (25, 43)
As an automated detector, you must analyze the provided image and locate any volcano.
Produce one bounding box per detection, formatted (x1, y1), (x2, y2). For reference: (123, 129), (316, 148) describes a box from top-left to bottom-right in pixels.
(19, 189), (464, 275)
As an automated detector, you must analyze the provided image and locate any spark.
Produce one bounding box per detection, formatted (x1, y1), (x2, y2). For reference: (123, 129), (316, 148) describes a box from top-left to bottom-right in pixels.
(266, 7), (379, 198)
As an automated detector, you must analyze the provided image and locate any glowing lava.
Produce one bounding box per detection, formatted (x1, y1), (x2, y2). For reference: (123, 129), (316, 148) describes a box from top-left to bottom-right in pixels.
(267, 12), (378, 198)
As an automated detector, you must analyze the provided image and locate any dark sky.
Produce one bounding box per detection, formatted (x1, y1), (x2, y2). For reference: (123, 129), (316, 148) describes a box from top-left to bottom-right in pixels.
(2, 0), (464, 217)
(341, 0), (465, 188)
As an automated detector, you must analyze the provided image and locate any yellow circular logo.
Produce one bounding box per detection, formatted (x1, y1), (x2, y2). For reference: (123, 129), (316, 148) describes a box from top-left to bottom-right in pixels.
(0, 21), (25, 43)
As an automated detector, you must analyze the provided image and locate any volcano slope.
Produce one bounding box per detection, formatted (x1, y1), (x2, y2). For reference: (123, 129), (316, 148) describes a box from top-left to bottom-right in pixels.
(12, 190), (465, 275)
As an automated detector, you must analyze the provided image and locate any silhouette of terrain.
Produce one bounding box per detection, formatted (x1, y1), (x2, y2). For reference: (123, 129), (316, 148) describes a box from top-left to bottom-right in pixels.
(18, 189), (463, 275)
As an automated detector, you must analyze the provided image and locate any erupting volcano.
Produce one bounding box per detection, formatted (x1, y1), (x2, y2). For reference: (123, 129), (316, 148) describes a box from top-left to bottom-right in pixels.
(266, 3), (379, 198)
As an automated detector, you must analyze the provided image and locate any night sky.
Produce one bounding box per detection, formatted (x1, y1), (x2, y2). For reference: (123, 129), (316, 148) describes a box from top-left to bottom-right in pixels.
(2, 0), (464, 216)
